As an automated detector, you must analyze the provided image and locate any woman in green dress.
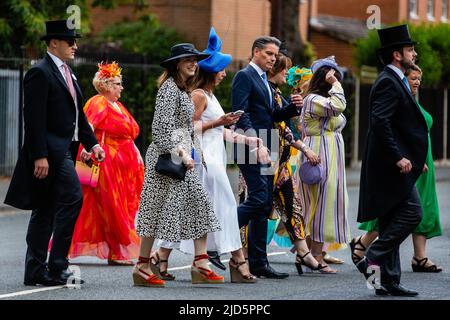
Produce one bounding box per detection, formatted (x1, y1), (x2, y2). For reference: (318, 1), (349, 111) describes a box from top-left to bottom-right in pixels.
(350, 64), (442, 272)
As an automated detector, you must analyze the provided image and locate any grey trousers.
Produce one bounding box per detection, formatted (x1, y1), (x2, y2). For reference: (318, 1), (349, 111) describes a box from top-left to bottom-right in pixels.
(365, 187), (422, 285)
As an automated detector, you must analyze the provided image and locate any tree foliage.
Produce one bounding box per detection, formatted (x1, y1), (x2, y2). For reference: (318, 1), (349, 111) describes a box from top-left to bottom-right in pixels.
(0, 0), (148, 57)
(99, 14), (184, 62)
(354, 23), (450, 87)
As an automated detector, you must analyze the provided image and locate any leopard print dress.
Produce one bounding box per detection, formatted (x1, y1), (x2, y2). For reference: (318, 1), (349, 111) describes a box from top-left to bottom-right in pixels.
(136, 77), (221, 241)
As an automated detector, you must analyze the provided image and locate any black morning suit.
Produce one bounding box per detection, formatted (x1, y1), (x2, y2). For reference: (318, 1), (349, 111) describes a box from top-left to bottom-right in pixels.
(4, 54), (98, 282)
(232, 64), (299, 269)
(358, 66), (428, 285)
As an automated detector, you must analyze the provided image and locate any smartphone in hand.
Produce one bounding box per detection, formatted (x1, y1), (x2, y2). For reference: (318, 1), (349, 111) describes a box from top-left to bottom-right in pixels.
(232, 110), (245, 116)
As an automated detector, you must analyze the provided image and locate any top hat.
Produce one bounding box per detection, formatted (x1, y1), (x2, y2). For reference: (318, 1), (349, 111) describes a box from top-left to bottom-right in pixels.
(198, 27), (232, 73)
(40, 20), (82, 41)
(377, 24), (417, 51)
(311, 55), (344, 80)
(160, 43), (210, 68)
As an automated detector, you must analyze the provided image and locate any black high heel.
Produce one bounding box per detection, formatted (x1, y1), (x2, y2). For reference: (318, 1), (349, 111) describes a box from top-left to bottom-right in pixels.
(349, 236), (367, 266)
(411, 257), (443, 273)
(295, 252), (335, 275)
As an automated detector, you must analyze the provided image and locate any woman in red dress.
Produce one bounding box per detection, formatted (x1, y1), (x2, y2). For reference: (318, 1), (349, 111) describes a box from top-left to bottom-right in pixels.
(69, 62), (144, 265)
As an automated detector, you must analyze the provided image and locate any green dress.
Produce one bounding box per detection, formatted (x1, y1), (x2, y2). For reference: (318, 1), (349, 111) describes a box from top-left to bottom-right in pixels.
(358, 103), (442, 239)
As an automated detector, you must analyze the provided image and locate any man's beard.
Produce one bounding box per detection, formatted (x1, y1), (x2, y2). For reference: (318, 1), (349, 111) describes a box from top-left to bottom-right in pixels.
(400, 57), (414, 70)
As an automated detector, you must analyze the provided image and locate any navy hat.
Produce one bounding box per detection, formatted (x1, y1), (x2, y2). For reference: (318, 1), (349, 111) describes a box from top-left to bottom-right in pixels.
(41, 20), (82, 41)
(377, 24), (417, 51)
(198, 27), (232, 73)
(311, 55), (344, 80)
(160, 43), (210, 68)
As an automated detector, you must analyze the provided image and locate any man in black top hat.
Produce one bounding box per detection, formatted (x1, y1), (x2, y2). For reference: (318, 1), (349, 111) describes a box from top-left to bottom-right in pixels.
(5, 20), (105, 286)
(356, 24), (428, 296)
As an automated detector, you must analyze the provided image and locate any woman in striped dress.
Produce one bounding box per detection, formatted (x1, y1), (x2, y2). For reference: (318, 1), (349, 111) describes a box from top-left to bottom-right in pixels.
(298, 56), (350, 273)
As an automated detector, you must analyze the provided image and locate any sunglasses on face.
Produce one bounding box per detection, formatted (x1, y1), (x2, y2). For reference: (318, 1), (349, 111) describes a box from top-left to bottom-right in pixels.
(60, 38), (77, 47)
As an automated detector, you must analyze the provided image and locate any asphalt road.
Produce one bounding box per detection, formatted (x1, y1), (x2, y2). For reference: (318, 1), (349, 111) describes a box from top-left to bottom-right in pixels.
(0, 181), (449, 301)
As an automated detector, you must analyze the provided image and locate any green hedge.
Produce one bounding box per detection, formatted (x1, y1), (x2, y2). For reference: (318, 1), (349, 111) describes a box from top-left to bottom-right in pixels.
(354, 23), (450, 87)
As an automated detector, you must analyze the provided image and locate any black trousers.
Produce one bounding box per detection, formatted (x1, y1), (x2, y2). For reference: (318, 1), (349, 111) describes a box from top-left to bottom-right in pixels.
(238, 163), (274, 269)
(24, 150), (83, 281)
(365, 187), (422, 285)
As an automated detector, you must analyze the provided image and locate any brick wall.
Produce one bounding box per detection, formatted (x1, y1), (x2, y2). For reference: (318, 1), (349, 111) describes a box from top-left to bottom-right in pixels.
(311, 31), (356, 72)
(317, 0), (401, 24)
(89, 0), (212, 49)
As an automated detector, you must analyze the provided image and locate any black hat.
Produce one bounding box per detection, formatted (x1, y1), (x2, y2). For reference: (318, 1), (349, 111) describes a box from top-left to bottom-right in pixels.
(377, 24), (417, 51)
(40, 20), (82, 41)
(160, 43), (210, 68)
(279, 40), (289, 58)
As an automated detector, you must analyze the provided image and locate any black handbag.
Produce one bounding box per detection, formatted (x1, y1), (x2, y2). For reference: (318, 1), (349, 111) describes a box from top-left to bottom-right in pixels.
(155, 153), (187, 180)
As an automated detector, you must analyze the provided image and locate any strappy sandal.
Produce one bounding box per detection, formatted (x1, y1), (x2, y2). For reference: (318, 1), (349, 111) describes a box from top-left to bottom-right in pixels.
(349, 236), (367, 266)
(149, 252), (176, 280)
(132, 256), (165, 287)
(411, 257), (443, 273)
(296, 252), (337, 275)
(191, 254), (224, 284)
(229, 258), (257, 283)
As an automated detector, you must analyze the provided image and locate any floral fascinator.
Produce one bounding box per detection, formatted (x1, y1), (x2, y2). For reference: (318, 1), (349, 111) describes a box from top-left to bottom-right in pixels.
(286, 66), (313, 93)
(97, 61), (122, 79)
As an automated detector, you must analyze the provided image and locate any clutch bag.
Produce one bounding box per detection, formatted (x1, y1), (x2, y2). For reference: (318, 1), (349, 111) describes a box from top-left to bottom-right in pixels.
(155, 153), (187, 180)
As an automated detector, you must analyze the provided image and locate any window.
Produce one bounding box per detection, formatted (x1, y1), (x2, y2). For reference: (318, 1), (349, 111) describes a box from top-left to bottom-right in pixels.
(428, 0), (435, 20)
(409, 0), (418, 18)
(442, 0), (449, 20)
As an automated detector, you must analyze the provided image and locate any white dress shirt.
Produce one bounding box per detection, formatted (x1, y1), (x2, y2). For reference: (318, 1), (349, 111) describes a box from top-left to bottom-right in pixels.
(387, 64), (411, 91)
(249, 61), (272, 103)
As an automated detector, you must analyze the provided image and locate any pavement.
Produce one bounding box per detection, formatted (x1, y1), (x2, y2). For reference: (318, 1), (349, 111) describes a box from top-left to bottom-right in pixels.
(0, 166), (449, 301)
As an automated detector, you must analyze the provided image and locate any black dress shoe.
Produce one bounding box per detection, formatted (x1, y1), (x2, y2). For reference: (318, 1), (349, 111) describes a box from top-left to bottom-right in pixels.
(376, 283), (418, 297)
(49, 269), (85, 285)
(24, 272), (66, 286)
(250, 264), (289, 279)
(207, 251), (226, 270)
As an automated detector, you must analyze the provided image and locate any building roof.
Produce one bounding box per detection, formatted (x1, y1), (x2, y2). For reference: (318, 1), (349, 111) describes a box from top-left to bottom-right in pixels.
(310, 15), (369, 43)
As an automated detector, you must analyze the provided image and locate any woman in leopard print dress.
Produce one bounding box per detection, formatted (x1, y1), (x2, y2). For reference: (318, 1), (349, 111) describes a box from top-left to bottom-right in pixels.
(132, 44), (223, 287)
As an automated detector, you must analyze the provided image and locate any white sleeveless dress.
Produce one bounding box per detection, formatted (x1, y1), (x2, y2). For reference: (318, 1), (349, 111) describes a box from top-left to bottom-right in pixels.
(157, 90), (242, 255)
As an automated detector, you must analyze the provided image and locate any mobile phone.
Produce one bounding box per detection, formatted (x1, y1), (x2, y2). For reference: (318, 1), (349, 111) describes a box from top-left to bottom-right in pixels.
(233, 110), (245, 116)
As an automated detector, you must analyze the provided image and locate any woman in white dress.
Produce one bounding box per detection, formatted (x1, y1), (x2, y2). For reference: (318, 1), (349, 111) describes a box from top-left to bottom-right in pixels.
(151, 27), (259, 283)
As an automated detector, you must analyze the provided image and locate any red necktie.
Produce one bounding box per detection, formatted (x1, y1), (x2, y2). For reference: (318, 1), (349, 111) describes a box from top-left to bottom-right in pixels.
(62, 63), (77, 101)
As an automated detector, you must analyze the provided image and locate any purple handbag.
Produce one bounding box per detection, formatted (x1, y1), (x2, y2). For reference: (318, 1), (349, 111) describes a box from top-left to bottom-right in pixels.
(299, 114), (325, 185)
(299, 161), (323, 185)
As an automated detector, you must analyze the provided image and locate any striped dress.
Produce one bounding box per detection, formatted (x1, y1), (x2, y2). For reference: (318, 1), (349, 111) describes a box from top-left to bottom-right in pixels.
(298, 82), (350, 249)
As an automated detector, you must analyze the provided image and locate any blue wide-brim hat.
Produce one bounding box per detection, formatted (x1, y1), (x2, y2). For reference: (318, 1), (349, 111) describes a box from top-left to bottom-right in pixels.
(198, 27), (232, 73)
(311, 55), (344, 80)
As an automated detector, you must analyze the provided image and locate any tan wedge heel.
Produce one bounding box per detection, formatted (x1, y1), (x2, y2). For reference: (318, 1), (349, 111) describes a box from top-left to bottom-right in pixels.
(229, 258), (257, 283)
(191, 254), (224, 284)
(132, 257), (165, 287)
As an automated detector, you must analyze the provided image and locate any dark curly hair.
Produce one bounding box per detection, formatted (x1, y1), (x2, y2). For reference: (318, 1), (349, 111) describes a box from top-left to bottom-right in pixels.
(304, 66), (342, 97)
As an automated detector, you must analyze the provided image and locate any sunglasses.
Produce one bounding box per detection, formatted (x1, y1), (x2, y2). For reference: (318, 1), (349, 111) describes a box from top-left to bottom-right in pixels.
(60, 38), (77, 47)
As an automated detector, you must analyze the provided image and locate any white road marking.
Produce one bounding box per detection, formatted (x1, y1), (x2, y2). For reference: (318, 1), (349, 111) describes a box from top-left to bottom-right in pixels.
(0, 251), (289, 299)
(0, 285), (66, 299)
